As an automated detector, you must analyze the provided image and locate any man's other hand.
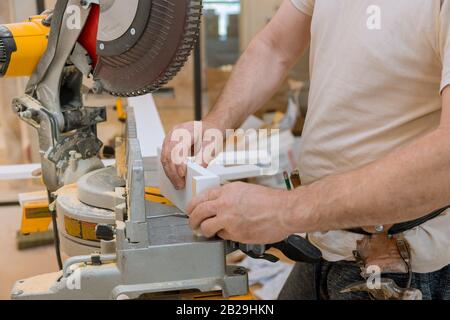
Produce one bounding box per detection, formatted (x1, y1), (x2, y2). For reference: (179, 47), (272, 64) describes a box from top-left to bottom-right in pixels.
(186, 182), (294, 244)
(161, 121), (223, 190)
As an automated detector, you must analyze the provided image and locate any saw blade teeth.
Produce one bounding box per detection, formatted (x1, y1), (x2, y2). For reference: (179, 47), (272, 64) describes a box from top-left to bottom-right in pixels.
(98, 0), (203, 97)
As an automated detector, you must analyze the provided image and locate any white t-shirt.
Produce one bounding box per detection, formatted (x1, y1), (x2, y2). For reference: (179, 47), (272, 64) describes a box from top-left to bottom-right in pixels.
(291, 0), (450, 273)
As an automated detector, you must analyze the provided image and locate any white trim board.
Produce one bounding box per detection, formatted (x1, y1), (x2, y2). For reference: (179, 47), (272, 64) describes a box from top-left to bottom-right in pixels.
(158, 160), (221, 213)
(158, 155), (278, 213)
(0, 160), (116, 181)
(128, 94), (165, 169)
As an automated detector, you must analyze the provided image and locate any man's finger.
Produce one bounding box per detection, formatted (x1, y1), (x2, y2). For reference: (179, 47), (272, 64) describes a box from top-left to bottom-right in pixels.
(186, 187), (221, 215)
(217, 230), (232, 240)
(194, 140), (222, 168)
(200, 217), (224, 238)
(189, 200), (219, 231)
(162, 156), (184, 189)
(161, 134), (175, 166)
(161, 138), (180, 184)
(161, 126), (195, 188)
(176, 163), (187, 180)
(168, 161), (186, 189)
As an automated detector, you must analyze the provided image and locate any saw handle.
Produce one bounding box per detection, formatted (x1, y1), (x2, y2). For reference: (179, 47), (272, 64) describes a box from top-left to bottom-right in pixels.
(270, 235), (323, 264)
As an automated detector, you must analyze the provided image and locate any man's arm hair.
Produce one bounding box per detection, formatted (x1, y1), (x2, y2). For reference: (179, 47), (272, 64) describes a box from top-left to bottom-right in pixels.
(204, 0), (312, 131)
(285, 86), (450, 233)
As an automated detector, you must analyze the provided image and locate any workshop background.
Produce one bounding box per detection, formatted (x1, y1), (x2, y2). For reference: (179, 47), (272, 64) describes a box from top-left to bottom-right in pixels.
(0, 0), (309, 300)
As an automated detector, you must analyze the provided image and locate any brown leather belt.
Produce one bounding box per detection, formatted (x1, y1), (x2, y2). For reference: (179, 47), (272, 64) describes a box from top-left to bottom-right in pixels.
(347, 206), (450, 236)
(341, 206), (449, 300)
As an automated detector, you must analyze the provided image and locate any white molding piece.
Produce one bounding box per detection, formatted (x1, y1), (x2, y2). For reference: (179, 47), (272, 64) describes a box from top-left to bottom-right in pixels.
(0, 160), (116, 181)
(207, 164), (263, 183)
(0, 163), (41, 181)
(128, 94), (165, 169)
(158, 152), (278, 212)
(159, 160), (221, 212)
(207, 149), (278, 182)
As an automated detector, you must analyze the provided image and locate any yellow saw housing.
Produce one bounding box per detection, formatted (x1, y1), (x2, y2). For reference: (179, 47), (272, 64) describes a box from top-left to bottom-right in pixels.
(0, 16), (49, 78)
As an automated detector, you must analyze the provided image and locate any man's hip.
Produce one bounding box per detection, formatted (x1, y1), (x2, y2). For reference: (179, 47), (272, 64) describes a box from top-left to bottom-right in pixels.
(278, 260), (450, 300)
(308, 208), (450, 274)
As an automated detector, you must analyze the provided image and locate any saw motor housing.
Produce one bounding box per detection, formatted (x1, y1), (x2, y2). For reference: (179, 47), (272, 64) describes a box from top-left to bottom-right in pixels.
(0, 16), (50, 78)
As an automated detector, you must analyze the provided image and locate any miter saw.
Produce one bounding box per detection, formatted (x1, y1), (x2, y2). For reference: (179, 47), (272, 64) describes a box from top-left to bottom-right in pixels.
(1, 0), (320, 300)
(1, 0), (203, 193)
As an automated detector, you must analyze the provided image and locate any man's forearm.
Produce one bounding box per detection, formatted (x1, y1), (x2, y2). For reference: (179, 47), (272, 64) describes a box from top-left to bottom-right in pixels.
(204, 37), (294, 131)
(204, 0), (311, 131)
(285, 91), (450, 233)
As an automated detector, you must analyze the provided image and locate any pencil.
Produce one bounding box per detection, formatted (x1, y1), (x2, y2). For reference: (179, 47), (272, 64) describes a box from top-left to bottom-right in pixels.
(283, 171), (292, 190)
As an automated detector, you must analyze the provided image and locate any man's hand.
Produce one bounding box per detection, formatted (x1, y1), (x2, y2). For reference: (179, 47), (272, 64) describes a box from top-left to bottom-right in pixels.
(187, 182), (293, 244)
(161, 0), (311, 189)
(161, 121), (222, 190)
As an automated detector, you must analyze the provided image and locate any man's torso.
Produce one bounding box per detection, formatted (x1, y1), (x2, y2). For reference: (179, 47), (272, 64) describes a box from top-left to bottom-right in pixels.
(294, 0), (450, 273)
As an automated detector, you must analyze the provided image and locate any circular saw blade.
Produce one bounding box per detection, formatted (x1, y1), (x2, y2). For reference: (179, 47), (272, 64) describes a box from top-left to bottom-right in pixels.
(93, 0), (202, 97)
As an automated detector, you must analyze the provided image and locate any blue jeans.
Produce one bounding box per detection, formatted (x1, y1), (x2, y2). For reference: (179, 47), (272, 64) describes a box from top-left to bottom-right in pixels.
(278, 260), (450, 300)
